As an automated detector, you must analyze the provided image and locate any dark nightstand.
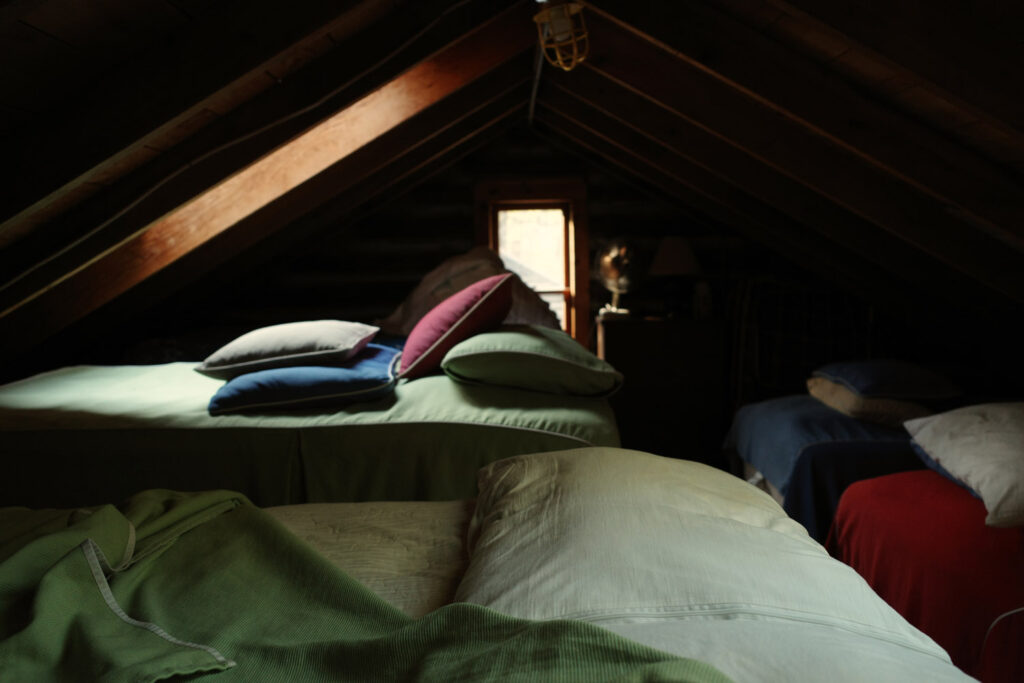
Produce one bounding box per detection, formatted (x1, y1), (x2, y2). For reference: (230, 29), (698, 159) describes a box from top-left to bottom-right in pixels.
(598, 314), (729, 468)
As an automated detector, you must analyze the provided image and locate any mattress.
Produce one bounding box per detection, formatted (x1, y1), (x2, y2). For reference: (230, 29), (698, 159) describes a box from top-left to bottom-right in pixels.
(829, 470), (1024, 682)
(266, 499), (474, 619)
(270, 448), (973, 682)
(0, 363), (618, 507)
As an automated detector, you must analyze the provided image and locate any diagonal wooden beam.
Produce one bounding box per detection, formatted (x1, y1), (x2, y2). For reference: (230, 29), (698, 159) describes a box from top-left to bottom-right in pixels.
(0, 0), (406, 240)
(155, 78), (533, 310)
(539, 70), (995, 311)
(534, 99), (998, 318)
(2, 87), (528, 383)
(758, 0), (1024, 133)
(586, 1), (1024, 248)
(0, 0), (528, 306)
(577, 6), (1024, 304)
(533, 108), (902, 309)
(0, 5), (536, 359)
(96, 90), (531, 345)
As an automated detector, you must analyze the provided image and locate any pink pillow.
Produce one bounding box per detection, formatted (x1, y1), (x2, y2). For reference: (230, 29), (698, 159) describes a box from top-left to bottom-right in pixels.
(399, 273), (514, 379)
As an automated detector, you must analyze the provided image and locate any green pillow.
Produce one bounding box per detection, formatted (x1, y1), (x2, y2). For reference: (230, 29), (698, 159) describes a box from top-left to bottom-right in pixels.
(441, 325), (623, 397)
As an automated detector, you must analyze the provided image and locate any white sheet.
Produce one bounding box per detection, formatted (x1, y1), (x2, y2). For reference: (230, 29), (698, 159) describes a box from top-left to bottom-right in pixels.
(455, 448), (974, 682)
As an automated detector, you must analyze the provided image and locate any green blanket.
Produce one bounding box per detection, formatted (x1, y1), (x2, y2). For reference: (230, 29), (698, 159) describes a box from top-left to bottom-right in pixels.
(0, 490), (732, 682)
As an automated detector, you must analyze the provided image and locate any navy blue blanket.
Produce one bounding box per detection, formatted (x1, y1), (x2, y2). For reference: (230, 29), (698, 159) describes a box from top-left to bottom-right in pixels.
(724, 395), (918, 541)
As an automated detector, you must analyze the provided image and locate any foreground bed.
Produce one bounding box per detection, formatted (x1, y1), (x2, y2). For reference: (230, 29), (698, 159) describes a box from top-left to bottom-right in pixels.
(4, 448), (970, 681)
(0, 361), (618, 508)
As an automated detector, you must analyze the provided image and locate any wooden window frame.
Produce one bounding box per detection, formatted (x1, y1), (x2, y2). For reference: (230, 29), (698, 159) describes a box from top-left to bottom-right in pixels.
(474, 178), (590, 345)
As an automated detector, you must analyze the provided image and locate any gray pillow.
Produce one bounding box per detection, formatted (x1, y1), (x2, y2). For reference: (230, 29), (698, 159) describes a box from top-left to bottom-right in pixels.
(195, 320), (379, 380)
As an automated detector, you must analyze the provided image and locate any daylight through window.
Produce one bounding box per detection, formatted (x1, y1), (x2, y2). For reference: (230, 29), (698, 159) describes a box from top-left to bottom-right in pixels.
(497, 208), (569, 328)
(475, 179), (590, 345)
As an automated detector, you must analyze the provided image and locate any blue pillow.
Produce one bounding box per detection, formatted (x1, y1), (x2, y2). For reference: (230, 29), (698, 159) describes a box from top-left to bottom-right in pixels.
(208, 344), (400, 415)
(812, 360), (959, 400)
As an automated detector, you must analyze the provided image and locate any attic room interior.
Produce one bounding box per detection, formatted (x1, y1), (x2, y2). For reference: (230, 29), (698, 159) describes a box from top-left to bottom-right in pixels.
(1, 0), (1022, 681)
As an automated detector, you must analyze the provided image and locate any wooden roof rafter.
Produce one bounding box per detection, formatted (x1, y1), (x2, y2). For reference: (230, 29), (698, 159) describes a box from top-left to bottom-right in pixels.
(531, 108), (906, 309)
(0, 1), (537, 359)
(572, 5), (1024, 305)
(536, 70), (1001, 314)
(0, 0), (523, 280)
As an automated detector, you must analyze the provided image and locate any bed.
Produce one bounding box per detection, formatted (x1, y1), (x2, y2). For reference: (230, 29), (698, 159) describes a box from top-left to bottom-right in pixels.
(0, 356), (618, 508)
(0, 447), (973, 682)
(0, 262), (624, 509)
(723, 359), (961, 542)
(828, 402), (1024, 683)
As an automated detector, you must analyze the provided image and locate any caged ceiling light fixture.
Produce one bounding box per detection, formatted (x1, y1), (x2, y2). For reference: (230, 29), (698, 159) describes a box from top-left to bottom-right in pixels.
(533, 0), (589, 71)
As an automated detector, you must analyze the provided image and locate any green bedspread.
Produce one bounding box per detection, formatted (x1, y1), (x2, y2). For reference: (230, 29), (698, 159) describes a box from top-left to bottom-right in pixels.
(0, 363), (619, 507)
(0, 490), (731, 682)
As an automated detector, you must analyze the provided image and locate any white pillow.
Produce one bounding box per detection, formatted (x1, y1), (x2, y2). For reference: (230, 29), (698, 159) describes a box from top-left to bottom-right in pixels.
(904, 402), (1024, 527)
(455, 447), (946, 660)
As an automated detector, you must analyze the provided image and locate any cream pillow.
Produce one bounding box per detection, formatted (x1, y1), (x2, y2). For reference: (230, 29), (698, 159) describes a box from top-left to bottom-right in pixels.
(905, 402), (1024, 527)
(806, 376), (930, 427)
(455, 447), (943, 659)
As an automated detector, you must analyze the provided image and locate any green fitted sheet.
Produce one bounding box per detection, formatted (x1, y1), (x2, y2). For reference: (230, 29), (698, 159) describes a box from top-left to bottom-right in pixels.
(0, 363), (619, 507)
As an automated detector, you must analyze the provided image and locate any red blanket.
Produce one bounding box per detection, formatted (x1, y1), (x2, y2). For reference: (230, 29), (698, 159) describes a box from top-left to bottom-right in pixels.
(828, 470), (1024, 682)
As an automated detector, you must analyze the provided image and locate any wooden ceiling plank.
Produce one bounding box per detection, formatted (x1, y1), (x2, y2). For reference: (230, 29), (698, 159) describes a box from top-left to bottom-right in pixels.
(540, 71), (986, 309)
(759, 0), (1024, 130)
(0, 2), (534, 298)
(0, 21), (84, 113)
(21, 0), (187, 54)
(0, 0), (402, 233)
(576, 11), (1024, 302)
(532, 109), (911, 310)
(24, 111), (523, 378)
(0, 0), (524, 260)
(0, 23), (534, 356)
(585, 3), (1024, 250)
(534, 95), (991, 315)
(179, 79), (531, 294)
(0, 44), (533, 318)
(213, 99), (528, 296)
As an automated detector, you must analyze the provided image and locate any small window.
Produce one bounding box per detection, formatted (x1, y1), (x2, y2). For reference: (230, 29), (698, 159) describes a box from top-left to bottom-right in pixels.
(475, 179), (590, 344)
(496, 206), (570, 328)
